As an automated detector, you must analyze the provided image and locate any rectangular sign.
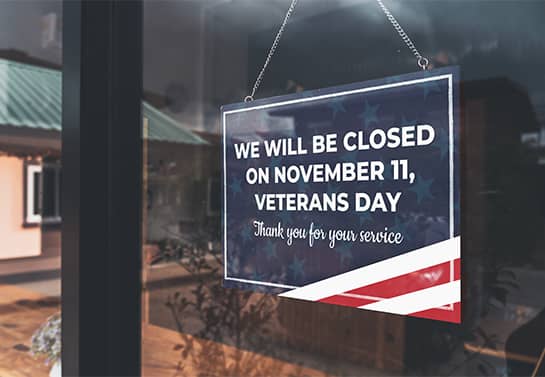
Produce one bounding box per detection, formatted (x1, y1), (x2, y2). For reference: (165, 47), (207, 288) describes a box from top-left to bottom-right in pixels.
(222, 67), (460, 323)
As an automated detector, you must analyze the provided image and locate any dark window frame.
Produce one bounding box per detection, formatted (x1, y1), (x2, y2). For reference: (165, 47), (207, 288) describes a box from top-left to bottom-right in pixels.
(61, 1), (143, 375)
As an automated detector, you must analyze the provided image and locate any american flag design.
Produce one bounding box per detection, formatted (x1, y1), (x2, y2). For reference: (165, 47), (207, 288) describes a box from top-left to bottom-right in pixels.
(222, 66), (461, 323)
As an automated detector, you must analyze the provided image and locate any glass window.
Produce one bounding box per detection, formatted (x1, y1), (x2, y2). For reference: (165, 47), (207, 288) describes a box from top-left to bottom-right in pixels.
(41, 163), (61, 223)
(0, 1), (62, 375)
(142, 1), (545, 376)
(26, 163), (43, 224)
(25, 162), (61, 225)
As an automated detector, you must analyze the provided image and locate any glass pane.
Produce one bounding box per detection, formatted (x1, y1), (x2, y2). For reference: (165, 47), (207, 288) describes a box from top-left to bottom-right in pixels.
(142, 1), (545, 375)
(0, 1), (62, 375)
(42, 168), (56, 218)
(33, 171), (41, 215)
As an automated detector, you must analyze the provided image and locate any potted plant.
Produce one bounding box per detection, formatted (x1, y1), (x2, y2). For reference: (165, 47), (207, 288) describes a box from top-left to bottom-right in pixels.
(31, 312), (61, 377)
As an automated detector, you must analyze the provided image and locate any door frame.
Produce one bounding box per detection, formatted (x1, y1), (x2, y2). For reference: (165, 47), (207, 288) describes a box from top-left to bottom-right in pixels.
(61, 1), (143, 375)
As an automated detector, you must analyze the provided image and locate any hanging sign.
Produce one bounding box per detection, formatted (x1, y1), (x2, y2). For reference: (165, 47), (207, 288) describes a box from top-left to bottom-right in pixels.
(222, 67), (461, 323)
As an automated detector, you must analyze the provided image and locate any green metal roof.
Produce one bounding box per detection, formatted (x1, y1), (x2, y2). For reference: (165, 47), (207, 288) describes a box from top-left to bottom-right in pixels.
(0, 59), (62, 131)
(142, 101), (207, 145)
(0, 58), (207, 145)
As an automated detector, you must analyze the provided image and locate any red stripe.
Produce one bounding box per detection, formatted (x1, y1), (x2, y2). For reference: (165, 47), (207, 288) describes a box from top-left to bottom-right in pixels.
(346, 259), (460, 299)
(409, 302), (461, 323)
(454, 258), (461, 280)
(319, 294), (376, 307)
(318, 258), (460, 314)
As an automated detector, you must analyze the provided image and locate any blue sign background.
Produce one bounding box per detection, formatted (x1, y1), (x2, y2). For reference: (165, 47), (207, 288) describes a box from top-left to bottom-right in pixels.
(222, 67), (460, 294)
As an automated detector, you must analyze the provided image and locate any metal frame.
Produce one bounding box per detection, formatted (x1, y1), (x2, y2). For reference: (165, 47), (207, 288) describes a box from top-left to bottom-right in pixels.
(62, 1), (142, 375)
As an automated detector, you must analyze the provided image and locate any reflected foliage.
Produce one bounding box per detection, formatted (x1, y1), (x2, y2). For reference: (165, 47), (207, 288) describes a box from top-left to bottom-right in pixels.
(159, 237), (311, 376)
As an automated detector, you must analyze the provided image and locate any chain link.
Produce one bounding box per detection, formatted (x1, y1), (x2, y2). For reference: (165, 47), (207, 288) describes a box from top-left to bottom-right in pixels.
(245, 0), (429, 101)
(245, 0), (298, 102)
(375, 0), (429, 70)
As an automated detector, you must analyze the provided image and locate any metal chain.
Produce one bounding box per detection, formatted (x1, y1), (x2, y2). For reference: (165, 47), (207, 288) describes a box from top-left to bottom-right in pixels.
(244, 0), (298, 102)
(245, 0), (429, 101)
(375, 0), (429, 70)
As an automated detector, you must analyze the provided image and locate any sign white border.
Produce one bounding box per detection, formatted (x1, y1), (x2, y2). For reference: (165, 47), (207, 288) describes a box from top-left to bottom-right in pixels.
(223, 74), (455, 293)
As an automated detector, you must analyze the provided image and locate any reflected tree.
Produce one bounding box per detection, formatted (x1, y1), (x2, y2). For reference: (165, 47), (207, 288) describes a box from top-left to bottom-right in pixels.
(159, 237), (314, 377)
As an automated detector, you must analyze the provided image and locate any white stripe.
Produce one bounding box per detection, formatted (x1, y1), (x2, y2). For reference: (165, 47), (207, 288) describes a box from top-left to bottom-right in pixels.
(358, 280), (460, 315)
(279, 236), (460, 301)
(338, 292), (454, 311)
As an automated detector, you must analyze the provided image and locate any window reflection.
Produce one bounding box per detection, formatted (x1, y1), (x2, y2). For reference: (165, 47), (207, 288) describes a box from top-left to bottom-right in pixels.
(142, 1), (545, 376)
(0, 1), (62, 375)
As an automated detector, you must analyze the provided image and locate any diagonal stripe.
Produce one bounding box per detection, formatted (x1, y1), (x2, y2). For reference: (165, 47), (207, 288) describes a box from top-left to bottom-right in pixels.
(347, 258), (460, 298)
(280, 236), (460, 301)
(358, 280), (460, 315)
(319, 259), (460, 309)
(319, 294), (376, 307)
